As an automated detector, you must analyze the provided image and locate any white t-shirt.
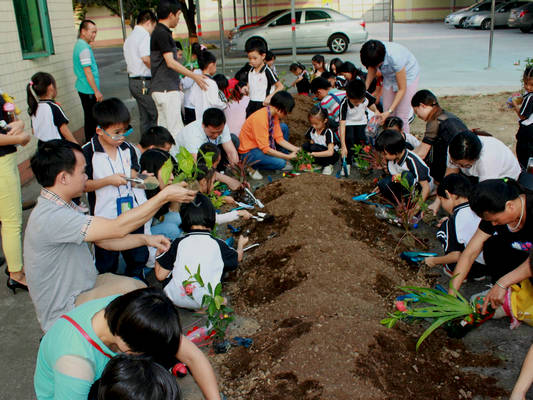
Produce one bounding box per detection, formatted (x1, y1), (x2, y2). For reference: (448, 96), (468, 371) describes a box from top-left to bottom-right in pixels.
(182, 69), (202, 109)
(190, 75), (227, 120)
(447, 136), (521, 181)
(31, 100), (69, 142)
(176, 119), (231, 154)
(123, 25), (151, 77)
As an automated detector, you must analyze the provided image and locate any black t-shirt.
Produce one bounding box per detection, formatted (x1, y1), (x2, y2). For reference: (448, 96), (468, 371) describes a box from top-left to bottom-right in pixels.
(0, 96), (16, 157)
(150, 23), (180, 92)
(295, 71), (310, 94)
(479, 194), (533, 248)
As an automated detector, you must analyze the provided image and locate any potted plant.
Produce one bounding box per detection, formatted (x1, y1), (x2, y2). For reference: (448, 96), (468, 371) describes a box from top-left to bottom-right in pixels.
(291, 149), (315, 172)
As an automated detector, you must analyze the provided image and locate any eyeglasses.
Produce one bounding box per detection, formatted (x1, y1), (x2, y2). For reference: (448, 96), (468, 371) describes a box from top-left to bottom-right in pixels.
(450, 159), (474, 169)
(99, 125), (133, 141)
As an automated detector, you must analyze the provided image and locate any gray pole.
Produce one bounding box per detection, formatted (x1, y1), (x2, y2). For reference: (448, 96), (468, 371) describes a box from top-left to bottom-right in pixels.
(291, 0), (296, 61)
(195, 0), (202, 42)
(243, 0), (248, 24)
(388, 0), (394, 42)
(217, 0), (226, 74)
(118, 0), (126, 41)
(487, 0), (496, 68)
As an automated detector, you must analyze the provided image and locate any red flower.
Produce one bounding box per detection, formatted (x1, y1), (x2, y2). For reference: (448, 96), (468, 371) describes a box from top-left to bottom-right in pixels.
(306, 163), (312, 169)
(363, 145), (371, 153)
(184, 284), (196, 296)
(214, 190), (221, 196)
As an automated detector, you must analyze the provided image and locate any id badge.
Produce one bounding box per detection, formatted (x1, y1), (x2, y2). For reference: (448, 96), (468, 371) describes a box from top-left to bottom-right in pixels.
(116, 195), (134, 216)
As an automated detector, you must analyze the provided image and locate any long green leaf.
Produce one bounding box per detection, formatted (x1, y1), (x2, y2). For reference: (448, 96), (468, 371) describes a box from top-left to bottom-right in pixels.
(160, 158), (173, 185)
(416, 314), (463, 351)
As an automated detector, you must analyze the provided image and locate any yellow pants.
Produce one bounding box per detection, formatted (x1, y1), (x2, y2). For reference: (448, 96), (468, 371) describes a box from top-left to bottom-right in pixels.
(0, 152), (23, 272)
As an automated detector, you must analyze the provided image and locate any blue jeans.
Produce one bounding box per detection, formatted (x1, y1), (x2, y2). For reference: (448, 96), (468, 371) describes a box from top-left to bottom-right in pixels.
(151, 211), (182, 240)
(240, 123), (291, 170)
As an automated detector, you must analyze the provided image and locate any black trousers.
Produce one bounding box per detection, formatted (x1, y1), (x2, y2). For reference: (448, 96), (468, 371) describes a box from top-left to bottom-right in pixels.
(378, 171), (416, 203)
(78, 92), (98, 143)
(218, 134), (240, 171)
(302, 142), (339, 166)
(246, 101), (263, 118)
(94, 226), (148, 279)
(183, 107), (196, 126)
(345, 125), (367, 164)
(483, 234), (530, 284)
(516, 124), (533, 169)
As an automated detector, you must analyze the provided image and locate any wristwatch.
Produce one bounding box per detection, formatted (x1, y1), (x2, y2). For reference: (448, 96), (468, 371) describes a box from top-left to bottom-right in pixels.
(387, 108), (394, 114)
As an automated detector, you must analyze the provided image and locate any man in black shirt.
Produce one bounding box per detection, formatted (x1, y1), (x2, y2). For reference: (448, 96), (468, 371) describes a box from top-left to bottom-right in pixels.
(150, 0), (207, 143)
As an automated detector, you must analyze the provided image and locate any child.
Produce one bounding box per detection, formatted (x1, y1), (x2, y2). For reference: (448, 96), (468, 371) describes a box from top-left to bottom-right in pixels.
(311, 54), (327, 78)
(338, 62), (376, 94)
(411, 89), (468, 184)
(134, 125), (176, 159)
(190, 50), (227, 120)
(329, 58), (343, 76)
(374, 129), (432, 204)
(424, 174), (486, 280)
(339, 79), (378, 175)
(155, 193), (248, 309)
(224, 80), (250, 136)
(265, 50), (278, 76)
(383, 116), (420, 150)
(245, 39), (282, 117)
(289, 63), (311, 95)
(302, 106), (339, 175)
(310, 76), (346, 125)
(82, 98), (148, 279)
(511, 65), (533, 168)
(181, 62), (202, 125)
(27, 72), (78, 144)
(320, 72), (338, 92)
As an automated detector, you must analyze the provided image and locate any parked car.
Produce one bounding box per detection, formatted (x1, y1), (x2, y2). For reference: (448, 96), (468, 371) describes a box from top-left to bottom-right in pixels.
(228, 8), (368, 54)
(508, 2), (533, 32)
(444, 0), (505, 28)
(464, 1), (531, 29)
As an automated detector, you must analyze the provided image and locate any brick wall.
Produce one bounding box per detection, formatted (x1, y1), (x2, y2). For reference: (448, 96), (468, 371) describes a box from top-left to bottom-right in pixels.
(0, 0), (84, 183)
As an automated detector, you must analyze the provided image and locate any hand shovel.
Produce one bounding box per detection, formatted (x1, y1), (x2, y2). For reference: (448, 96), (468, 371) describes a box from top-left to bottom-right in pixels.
(127, 174), (159, 190)
(244, 188), (264, 208)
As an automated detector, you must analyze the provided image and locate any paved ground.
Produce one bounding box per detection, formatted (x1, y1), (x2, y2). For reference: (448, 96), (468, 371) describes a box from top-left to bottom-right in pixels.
(1, 21), (533, 400)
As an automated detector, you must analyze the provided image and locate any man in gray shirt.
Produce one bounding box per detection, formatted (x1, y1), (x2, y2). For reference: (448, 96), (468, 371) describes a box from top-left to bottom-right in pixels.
(24, 140), (197, 331)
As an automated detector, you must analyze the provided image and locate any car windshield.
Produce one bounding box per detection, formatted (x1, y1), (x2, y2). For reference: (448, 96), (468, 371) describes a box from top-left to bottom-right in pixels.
(256, 10), (286, 24)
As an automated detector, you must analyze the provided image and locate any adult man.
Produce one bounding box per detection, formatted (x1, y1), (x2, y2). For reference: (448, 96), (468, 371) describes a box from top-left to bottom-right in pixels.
(123, 10), (158, 134)
(23, 140), (197, 332)
(150, 1), (207, 141)
(73, 19), (102, 143)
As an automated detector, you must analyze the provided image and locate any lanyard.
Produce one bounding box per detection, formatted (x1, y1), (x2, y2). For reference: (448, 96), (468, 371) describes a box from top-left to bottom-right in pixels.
(105, 149), (129, 197)
(61, 315), (112, 359)
(266, 106), (276, 150)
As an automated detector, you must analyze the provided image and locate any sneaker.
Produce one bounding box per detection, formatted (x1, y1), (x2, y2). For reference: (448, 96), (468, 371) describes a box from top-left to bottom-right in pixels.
(281, 163), (293, 171)
(322, 165), (334, 175)
(248, 169), (263, 180)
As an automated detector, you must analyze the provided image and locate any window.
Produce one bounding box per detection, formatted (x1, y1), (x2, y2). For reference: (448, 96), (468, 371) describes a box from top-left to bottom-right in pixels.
(271, 11), (302, 26)
(305, 10), (331, 22)
(13, 0), (55, 59)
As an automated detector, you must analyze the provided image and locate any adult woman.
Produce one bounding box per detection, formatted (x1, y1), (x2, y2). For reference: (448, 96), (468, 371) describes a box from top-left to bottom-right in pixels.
(360, 39), (420, 135)
(449, 179), (532, 297)
(35, 287), (221, 400)
(238, 91), (300, 173)
(0, 93), (31, 293)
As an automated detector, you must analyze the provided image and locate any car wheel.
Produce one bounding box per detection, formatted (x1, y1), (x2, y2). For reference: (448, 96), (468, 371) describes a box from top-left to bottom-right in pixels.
(520, 26), (532, 33)
(481, 19), (491, 30)
(455, 17), (467, 28)
(245, 37), (267, 51)
(328, 34), (348, 54)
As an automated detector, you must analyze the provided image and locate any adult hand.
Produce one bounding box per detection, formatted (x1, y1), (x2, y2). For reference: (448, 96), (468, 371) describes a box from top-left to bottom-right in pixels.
(193, 74), (209, 91)
(424, 257), (437, 268)
(95, 90), (104, 102)
(341, 146), (348, 159)
(509, 393), (526, 400)
(377, 110), (390, 124)
(6, 120), (25, 136)
(108, 173), (127, 187)
(225, 176), (242, 191)
(482, 284), (507, 314)
(145, 235), (171, 254)
(164, 183), (197, 203)
(237, 210), (252, 220)
(286, 151), (297, 160)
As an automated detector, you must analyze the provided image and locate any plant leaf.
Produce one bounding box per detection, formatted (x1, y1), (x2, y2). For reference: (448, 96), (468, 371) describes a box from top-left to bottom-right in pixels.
(214, 295), (224, 309)
(160, 158), (174, 185)
(416, 314), (460, 351)
(214, 283), (222, 297)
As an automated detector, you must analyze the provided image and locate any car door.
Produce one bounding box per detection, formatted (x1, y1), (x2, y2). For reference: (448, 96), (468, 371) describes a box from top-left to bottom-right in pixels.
(263, 11), (302, 49)
(299, 10), (332, 48)
(495, 2), (521, 25)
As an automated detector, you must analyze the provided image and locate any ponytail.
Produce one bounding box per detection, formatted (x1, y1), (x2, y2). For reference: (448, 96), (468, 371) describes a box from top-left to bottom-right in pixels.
(469, 178), (528, 217)
(27, 72), (55, 117)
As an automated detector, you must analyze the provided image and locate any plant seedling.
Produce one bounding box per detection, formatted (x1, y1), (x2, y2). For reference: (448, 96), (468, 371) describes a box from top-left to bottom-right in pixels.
(291, 149), (315, 171)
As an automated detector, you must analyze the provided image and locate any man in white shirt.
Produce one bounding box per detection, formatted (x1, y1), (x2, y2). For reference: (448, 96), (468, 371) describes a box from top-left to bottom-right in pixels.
(123, 10), (158, 134)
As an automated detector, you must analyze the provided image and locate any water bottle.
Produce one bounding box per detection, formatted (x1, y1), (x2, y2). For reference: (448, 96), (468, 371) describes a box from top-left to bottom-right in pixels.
(3, 102), (16, 123)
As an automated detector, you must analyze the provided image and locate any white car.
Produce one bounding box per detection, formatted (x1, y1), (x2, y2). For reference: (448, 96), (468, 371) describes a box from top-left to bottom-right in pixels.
(463, 1), (531, 29)
(229, 8), (368, 54)
(444, 0), (505, 28)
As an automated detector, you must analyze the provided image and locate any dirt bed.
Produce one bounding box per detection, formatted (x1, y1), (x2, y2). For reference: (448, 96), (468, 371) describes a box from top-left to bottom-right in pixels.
(213, 173), (506, 399)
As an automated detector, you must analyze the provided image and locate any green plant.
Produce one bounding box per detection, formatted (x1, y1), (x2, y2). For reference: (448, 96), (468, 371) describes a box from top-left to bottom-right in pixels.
(177, 38), (194, 68)
(182, 264), (234, 341)
(352, 144), (384, 171)
(160, 147), (214, 184)
(291, 149), (315, 171)
(228, 155), (257, 186)
(381, 281), (492, 350)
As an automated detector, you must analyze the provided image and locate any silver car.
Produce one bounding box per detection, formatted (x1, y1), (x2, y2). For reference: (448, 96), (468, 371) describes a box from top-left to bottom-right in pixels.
(444, 0), (505, 28)
(464, 1), (531, 29)
(228, 8), (368, 54)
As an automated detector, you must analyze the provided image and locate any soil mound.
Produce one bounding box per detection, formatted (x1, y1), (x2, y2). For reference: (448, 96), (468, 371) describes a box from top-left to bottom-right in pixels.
(217, 173), (505, 399)
(285, 95), (316, 146)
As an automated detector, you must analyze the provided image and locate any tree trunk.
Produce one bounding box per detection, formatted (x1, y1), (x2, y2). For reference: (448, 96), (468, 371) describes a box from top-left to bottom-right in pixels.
(180, 0), (198, 41)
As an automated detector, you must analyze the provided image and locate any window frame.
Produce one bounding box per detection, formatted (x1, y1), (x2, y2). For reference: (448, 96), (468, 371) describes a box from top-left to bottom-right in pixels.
(304, 10), (332, 23)
(13, 0), (55, 60)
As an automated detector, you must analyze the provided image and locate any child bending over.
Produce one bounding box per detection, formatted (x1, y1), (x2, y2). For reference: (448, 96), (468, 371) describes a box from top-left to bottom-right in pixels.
(311, 54), (327, 78)
(383, 115), (420, 150)
(302, 106), (339, 175)
(510, 65), (533, 168)
(289, 63), (311, 95)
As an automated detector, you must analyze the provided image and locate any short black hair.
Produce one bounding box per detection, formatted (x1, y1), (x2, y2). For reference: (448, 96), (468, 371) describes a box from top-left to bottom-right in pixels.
(93, 98), (130, 129)
(197, 50), (216, 70)
(411, 89), (438, 108)
(375, 129), (406, 155)
(198, 142), (221, 164)
(448, 131), (482, 162)
(265, 50), (276, 61)
(180, 193), (216, 231)
(469, 178), (525, 217)
(320, 71), (335, 81)
(78, 19), (96, 38)
(202, 108), (226, 127)
(190, 42), (202, 58)
(437, 173), (473, 199)
(345, 78), (366, 100)
(31, 139), (82, 187)
(383, 116), (403, 131)
(97, 355), (182, 400)
(157, 0), (181, 20)
(136, 10), (157, 25)
(312, 54), (325, 65)
(245, 38), (267, 54)
(105, 287), (182, 369)
(524, 65), (533, 82)
(140, 126), (175, 149)
(360, 40), (386, 68)
(310, 76), (331, 93)
(270, 91), (295, 114)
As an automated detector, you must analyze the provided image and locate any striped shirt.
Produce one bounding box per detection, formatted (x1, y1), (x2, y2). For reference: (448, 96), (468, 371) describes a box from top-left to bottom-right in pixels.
(320, 89), (346, 122)
(520, 91), (533, 126)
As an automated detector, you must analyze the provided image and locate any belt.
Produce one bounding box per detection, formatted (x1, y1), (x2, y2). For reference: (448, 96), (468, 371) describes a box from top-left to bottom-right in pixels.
(129, 76), (151, 80)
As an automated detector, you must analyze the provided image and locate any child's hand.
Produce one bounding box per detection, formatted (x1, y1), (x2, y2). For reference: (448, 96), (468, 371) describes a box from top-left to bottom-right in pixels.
(424, 257), (437, 267)
(263, 94), (273, 106)
(237, 234), (249, 248)
(427, 198), (441, 215)
(108, 173), (128, 187)
(237, 210), (252, 220)
(224, 196), (237, 205)
(436, 216), (449, 228)
(341, 146), (348, 158)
